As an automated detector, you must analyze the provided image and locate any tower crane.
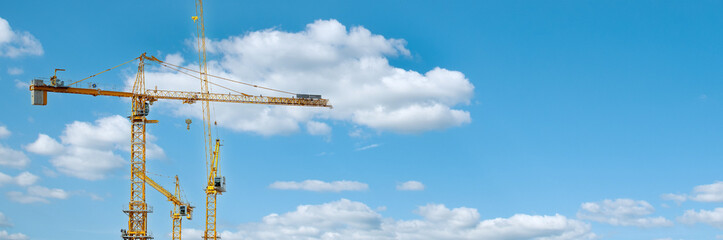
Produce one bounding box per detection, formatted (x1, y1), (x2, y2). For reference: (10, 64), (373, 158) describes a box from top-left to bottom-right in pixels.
(141, 174), (193, 240)
(29, 53), (331, 240)
(30, 1), (331, 238)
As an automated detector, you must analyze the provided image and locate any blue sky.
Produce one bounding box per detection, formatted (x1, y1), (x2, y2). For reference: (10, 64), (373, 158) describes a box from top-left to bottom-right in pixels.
(1, 1), (723, 239)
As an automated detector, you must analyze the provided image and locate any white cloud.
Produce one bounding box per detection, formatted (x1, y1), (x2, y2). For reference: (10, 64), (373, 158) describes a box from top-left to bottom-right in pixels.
(6, 67), (22, 75)
(0, 126), (9, 139)
(0, 17), (43, 58)
(689, 181), (723, 202)
(0, 145), (29, 169)
(306, 121), (331, 136)
(0, 172), (12, 186)
(353, 103), (471, 133)
(181, 199), (595, 240)
(397, 181), (425, 191)
(24, 134), (63, 155)
(661, 193), (687, 205)
(164, 53), (184, 66)
(6, 191), (47, 204)
(663, 181), (723, 204)
(32, 115), (165, 180)
(51, 144), (125, 180)
(13, 80), (28, 89)
(0, 212), (11, 227)
(13, 172), (38, 187)
(88, 193), (104, 201)
(678, 208), (723, 229)
(356, 143), (379, 151)
(6, 185), (68, 204)
(0, 230), (28, 240)
(577, 199), (673, 227)
(135, 19), (473, 136)
(0, 172), (34, 187)
(27, 186), (68, 199)
(269, 180), (368, 192)
(348, 128), (364, 138)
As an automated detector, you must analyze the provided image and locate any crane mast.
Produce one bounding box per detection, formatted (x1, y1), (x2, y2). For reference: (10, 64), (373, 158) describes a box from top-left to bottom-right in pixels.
(123, 55), (152, 240)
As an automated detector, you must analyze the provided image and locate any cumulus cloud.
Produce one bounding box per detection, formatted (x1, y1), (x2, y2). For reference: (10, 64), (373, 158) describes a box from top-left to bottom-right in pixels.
(24, 134), (63, 155)
(661, 181), (723, 204)
(12, 172), (38, 187)
(0, 230), (28, 240)
(0, 17), (43, 58)
(678, 208), (723, 229)
(135, 19), (473, 136)
(6, 185), (68, 204)
(689, 181), (723, 202)
(29, 115), (165, 180)
(397, 181), (425, 191)
(0, 145), (29, 169)
(577, 199), (673, 227)
(269, 180), (368, 192)
(181, 199), (595, 240)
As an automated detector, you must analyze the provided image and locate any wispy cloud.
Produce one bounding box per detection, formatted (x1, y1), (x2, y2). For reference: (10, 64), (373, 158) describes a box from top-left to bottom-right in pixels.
(397, 181), (425, 191)
(0, 212), (12, 227)
(14, 80), (28, 89)
(661, 193), (686, 205)
(6, 185), (68, 204)
(7, 67), (22, 75)
(269, 180), (368, 192)
(356, 143), (380, 151)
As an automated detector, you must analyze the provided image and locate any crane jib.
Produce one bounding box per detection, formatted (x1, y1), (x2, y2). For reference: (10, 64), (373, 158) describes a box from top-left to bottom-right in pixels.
(29, 81), (332, 108)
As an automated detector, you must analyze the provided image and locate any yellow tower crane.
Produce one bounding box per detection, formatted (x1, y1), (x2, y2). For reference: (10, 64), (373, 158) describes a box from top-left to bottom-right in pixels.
(29, 53), (331, 240)
(31, 1), (331, 238)
(141, 174), (193, 240)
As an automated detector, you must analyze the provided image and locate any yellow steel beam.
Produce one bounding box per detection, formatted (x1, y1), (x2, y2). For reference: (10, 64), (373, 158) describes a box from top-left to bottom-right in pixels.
(30, 85), (332, 108)
(140, 174), (184, 206)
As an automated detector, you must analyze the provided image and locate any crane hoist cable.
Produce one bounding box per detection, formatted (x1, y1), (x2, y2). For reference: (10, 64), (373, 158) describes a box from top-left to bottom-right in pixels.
(153, 59), (297, 95)
(67, 56), (140, 86)
(156, 63), (251, 97)
(63, 55), (300, 98)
